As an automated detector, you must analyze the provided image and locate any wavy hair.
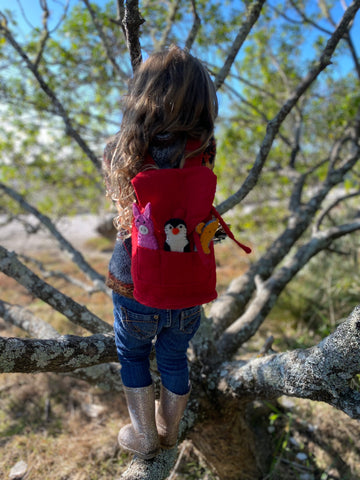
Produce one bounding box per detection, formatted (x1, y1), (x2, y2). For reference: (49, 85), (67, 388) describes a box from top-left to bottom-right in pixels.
(103, 45), (218, 231)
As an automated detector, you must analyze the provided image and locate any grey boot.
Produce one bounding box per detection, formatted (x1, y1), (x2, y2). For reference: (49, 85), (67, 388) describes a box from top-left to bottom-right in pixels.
(156, 385), (190, 449)
(118, 384), (160, 459)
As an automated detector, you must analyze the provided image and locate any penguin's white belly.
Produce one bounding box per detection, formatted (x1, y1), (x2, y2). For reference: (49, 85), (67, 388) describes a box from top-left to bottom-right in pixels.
(166, 232), (188, 252)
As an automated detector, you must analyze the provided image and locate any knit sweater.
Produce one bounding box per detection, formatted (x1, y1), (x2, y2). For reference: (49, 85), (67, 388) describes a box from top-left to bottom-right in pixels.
(104, 134), (216, 299)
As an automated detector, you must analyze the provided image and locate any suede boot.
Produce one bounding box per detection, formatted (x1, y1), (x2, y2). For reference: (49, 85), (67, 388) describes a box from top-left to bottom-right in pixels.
(118, 384), (160, 459)
(156, 384), (190, 449)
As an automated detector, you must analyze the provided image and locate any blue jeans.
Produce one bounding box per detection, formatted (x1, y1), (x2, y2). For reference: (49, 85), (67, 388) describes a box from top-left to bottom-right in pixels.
(113, 293), (201, 395)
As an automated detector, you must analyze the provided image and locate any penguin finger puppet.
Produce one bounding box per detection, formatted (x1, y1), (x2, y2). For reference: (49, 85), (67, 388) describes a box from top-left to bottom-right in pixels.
(164, 219), (191, 252)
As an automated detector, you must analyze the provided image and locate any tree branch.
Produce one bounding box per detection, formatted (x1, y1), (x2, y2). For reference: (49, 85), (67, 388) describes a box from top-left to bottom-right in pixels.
(118, 449), (179, 480)
(0, 300), (59, 339)
(211, 131), (360, 337)
(34, 0), (50, 69)
(0, 300), (123, 391)
(19, 254), (100, 294)
(216, 0), (360, 215)
(288, 0), (333, 35)
(290, 0), (360, 78)
(214, 0), (266, 91)
(117, 390), (200, 480)
(315, 190), (360, 230)
(217, 305), (360, 419)
(69, 362), (124, 392)
(288, 157), (330, 213)
(0, 333), (117, 373)
(0, 246), (112, 334)
(0, 182), (108, 292)
(121, 0), (144, 72)
(185, 0), (201, 51)
(344, 32), (360, 80)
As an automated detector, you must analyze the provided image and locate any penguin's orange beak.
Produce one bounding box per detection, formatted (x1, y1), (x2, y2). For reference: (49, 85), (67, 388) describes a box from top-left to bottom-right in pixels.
(172, 227), (179, 235)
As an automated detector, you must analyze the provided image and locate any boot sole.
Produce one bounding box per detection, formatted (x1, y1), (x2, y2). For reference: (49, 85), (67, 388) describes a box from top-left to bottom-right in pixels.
(118, 441), (160, 460)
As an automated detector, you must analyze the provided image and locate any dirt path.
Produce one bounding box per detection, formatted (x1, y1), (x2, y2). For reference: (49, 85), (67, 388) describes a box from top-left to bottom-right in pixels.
(0, 214), (104, 253)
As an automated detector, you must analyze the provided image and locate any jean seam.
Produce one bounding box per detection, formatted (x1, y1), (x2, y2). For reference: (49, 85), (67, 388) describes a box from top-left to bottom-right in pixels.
(120, 306), (158, 339)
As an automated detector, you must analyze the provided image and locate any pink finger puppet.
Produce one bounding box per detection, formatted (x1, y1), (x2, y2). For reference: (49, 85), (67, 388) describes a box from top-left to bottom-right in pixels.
(133, 202), (159, 250)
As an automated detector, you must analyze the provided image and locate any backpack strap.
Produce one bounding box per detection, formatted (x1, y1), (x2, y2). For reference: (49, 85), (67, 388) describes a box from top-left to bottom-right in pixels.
(211, 206), (252, 254)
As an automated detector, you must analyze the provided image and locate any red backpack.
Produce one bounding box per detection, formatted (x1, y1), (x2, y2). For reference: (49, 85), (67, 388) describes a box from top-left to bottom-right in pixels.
(131, 154), (251, 309)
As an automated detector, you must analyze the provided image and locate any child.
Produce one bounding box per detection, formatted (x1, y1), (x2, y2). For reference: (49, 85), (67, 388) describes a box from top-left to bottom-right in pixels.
(103, 45), (218, 459)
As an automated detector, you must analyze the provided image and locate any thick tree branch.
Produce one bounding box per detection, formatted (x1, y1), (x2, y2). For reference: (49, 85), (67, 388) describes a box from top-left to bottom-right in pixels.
(0, 301), (123, 391)
(0, 333), (117, 373)
(0, 246), (112, 334)
(0, 182), (108, 292)
(69, 362), (123, 392)
(118, 392), (200, 480)
(214, 0), (266, 91)
(121, 0), (144, 72)
(216, 0), (360, 215)
(217, 305), (360, 419)
(118, 449), (179, 480)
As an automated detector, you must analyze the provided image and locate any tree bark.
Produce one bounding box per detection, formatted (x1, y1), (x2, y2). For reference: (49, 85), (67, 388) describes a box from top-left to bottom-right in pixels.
(0, 333), (117, 373)
(217, 305), (360, 419)
(121, 0), (144, 72)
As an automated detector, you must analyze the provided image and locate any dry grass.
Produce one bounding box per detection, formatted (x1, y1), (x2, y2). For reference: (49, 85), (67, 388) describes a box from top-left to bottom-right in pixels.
(0, 371), (130, 479)
(1, 238), (360, 480)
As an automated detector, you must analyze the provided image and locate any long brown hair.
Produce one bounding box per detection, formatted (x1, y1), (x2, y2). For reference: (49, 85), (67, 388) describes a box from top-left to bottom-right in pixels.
(104, 45), (218, 231)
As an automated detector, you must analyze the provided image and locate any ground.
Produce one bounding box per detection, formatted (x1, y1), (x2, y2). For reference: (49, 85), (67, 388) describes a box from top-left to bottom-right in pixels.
(1, 215), (359, 480)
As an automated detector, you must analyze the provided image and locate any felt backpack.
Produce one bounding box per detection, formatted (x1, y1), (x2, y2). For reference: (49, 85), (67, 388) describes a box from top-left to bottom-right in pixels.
(131, 153), (251, 309)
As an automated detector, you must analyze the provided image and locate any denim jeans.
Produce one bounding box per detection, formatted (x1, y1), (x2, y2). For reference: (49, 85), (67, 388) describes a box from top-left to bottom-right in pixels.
(113, 292), (201, 395)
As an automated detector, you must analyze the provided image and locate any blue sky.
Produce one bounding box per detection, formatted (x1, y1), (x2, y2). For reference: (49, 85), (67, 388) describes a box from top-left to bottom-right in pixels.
(1, 0), (359, 40)
(0, 0), (358, 79)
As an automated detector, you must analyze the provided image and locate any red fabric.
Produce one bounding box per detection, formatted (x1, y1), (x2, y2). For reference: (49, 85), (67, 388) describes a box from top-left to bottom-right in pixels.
(131, 166), (218, 309)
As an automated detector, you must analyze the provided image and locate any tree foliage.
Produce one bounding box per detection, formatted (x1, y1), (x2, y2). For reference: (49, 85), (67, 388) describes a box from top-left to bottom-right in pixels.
(0, 1), (360, 479)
